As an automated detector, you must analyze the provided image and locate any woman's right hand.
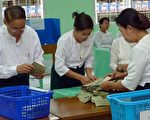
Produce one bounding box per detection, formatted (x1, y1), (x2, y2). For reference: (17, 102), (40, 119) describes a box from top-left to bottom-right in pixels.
(110, 71), (127, 80)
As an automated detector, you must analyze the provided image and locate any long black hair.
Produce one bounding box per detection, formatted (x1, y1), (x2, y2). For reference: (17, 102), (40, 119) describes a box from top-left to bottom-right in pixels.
(72, 12), (93, 31)
(115, 8), (150, 30)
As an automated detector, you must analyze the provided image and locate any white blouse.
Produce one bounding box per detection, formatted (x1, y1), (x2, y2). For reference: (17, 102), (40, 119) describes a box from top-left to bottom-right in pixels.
(93, 31), (113, 48)
(55, 30), (94, 76)
(110, 36), (136, 71)
(122, 34), (150, 90)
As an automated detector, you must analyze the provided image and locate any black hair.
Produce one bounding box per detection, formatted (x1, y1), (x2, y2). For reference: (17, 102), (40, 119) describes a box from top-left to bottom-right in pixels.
(4, 5), (26, 23)
(115, 8), (150, 30)
(98, 17), (109, 25)
(72, 12), (93, 31)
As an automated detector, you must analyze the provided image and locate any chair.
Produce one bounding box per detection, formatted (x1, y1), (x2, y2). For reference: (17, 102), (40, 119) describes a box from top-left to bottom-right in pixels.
(93, 47), (112, 78)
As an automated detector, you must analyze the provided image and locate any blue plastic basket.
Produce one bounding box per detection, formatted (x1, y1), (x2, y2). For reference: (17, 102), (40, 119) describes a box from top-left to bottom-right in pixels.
(0, 85), (52, 120)
(107, 89), (150, 120)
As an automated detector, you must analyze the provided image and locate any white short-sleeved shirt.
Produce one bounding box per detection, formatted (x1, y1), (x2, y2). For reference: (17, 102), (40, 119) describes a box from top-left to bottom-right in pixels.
(93, 31), (113, 48)
(110, 36), (136, 71)
(0, 25), (44, 78)
(55, 30), (94, 76)
(122, 34), (150, 90)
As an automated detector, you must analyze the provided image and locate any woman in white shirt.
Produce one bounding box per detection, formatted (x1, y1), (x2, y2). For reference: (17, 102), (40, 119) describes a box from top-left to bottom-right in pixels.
(93, 17), (113, 48)
(101, 8), (150, 91)
(110, 36), (136, 72)
(51, 12), (97, 90)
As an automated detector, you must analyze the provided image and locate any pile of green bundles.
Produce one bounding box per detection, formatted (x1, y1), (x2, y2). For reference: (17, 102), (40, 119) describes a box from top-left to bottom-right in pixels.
(78, 78), (109, 107)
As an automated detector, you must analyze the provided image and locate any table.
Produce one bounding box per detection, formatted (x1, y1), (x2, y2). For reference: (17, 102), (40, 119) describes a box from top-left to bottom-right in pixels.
(50, 97), (112, 120)
(0, 115), (59, 120)
(0, 116), (50, 120)
(0, 114), (59, 120)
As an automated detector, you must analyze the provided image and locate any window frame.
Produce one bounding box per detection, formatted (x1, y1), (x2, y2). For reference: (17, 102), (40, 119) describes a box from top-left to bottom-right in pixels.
(2, 0), (44, 19)
(95, 0), (150, 23)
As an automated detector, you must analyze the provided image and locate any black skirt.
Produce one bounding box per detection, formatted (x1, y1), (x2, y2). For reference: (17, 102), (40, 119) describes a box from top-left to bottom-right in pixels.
(0, 74), (29, 88)
(51, 64), (84, 90)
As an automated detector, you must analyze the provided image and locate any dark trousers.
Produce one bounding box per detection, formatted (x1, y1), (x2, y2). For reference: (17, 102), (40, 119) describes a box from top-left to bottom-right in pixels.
(135, 83), (150, 90)
(0, 74), (29, 88)
(51, 64), (84, 90)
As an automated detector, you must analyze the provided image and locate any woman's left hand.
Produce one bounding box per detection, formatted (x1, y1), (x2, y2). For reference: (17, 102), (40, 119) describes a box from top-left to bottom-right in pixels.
(87, 74), (98, 81)
(32, 73), (45, 79)
(101, 80), (129, 92)
(116, 64), (128, 72)
(110, 72), (127, 80)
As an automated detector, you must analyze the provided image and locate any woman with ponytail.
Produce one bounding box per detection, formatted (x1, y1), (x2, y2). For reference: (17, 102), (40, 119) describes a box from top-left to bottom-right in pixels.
(51, 12), (97, 90)
(101, 8), (150, 91)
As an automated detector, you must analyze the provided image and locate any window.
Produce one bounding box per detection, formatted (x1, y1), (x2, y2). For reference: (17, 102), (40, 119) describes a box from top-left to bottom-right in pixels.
(95, 0), (126, 23)
(2, 0), (44, 19)
(95, 0), (150, 23)
(131, 0), (150, 19)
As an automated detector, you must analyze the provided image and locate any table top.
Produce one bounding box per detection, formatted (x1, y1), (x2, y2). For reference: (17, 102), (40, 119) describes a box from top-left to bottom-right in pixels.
(0, 114), (60, 120)
(50, 97), (111, 120)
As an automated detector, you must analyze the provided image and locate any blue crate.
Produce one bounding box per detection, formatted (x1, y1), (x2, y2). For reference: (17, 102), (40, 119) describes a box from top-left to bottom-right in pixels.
(0, 86), (52, 120)
(107, 89), (150, 120)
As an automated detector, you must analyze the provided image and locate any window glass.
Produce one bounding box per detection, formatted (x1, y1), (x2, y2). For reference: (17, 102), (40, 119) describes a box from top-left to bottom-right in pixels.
(95, 0), (126, 23)
(2, 0), (43, 19)
(95, 0), (150, 23)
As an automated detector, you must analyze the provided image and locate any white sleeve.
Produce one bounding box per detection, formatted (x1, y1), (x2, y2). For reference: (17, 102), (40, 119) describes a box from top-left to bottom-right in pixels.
(110, 40), (119, 71)
(85, 37), (94, 68)
(84, 49), (93, 68)
(32, 31), (44, 65)
(110, 33), (114, 44)
(55, 38), (70, 76)
(122, 47), (147, 90)
(0, 65), (18, 78)
(93, 33), (102, 48)
(0, 40), (18, 78)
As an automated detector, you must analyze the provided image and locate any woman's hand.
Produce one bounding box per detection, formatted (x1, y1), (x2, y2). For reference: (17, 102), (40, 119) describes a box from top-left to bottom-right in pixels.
(80, 76), (92, 84)
(87, 74), (98, 81)
(101, 80), (129, 92)
(111, 72), (127, 80)
(101, 81), (113, 91)
(107, 71), (127, 80)
(85, 68), (97, 82)
(32, 73), (45, 79)
(116, 64), (128, 72)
